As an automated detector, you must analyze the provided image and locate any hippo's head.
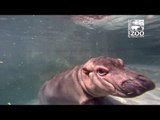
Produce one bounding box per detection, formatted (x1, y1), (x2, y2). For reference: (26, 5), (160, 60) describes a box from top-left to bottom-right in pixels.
(80, 56), (155, 98)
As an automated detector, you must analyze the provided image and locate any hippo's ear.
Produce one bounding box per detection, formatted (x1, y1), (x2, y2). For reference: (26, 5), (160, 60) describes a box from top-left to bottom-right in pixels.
(117, 58), (124, 67)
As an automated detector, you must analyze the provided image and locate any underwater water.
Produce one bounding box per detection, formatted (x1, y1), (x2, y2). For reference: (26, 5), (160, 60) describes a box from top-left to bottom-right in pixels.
(0, 15), (160, 105)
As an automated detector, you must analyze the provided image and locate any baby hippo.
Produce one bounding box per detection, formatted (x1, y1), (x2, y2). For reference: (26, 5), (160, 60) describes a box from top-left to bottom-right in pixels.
(38, 56), (155, 105)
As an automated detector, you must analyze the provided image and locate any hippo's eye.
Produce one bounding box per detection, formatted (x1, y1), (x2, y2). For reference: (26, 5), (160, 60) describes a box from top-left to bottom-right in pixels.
(82, 68), (90, 76)
(97, 68), (109, 76)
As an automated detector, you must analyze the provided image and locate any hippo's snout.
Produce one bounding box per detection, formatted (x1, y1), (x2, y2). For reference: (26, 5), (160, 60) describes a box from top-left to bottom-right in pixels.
(121, 76), (155, 97)
(137, 75), (155, 90)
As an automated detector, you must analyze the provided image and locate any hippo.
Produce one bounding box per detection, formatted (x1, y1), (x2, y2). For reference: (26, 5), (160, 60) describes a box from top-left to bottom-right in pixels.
(38, 56), (155, 105)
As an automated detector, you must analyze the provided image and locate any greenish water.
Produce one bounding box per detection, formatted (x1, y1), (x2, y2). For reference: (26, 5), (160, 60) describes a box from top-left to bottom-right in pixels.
(0, 15), (160, 105)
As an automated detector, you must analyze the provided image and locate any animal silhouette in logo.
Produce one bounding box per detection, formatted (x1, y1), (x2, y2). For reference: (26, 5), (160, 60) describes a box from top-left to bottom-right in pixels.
(130, 25), (143, 31)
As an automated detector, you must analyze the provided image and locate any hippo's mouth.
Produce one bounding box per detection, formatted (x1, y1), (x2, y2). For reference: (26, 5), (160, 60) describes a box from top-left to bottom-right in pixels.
(119, 81), (146, 97)
(114, 79), (155, 98)
(101, 76), (155, 98)
(100, 79), (129, 97)
(111, 86), (147, 98)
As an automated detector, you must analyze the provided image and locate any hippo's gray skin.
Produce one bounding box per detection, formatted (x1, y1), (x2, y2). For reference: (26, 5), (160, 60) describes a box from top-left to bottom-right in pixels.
(38, 56), (155, 105)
